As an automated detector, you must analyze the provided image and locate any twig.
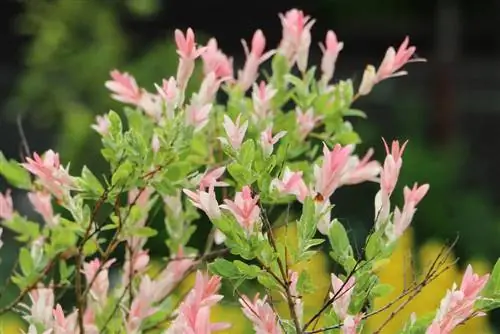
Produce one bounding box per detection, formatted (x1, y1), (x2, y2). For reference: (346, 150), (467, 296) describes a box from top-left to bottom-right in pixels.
(74, 170), (120, 334)
(100, 279), (133, 333)
(79, 164), (166, 328)
(260, 205), (302, 333)
(302, 259), (363, 331)
(305, 246), (458, 334)
(16, 115), (31, 161)
(0, 257), (57, 316)
(311, 282), (333, 331)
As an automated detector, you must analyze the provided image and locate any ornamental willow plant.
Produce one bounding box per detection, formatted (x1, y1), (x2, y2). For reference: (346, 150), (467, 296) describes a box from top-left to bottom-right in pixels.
(0, 8), (500, 334)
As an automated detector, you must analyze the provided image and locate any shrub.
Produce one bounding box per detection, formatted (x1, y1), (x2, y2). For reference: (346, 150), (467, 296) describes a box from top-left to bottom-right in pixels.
(0, 8), (499, 334)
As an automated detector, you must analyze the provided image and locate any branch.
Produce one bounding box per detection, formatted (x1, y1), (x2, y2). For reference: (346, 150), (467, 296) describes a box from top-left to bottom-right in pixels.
(260, 205), (302, 333)
(304, 241), (458, 334)
(0, 257), (58, 316)
(302, 259), (364, 331)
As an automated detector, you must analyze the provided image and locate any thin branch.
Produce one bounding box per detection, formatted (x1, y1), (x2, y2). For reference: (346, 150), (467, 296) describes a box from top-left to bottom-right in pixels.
(302, 259), (364, 331)
(16, 115), (31, 161)
(0, 257), (58, 316)
(260, 204), (302, 332)
(100, 279), (133, 333)
(305, 244), (458, 334)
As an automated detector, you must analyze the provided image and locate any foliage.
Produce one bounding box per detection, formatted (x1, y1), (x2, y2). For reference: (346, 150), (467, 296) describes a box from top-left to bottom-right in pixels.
(365, 229), (492, 333)
(0, 7), (498, 334)
(7, 0), (201, 171)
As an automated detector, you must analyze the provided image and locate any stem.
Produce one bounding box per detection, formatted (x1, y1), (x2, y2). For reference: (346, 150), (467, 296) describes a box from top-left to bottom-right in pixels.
(284, 275), (302, 333)
(261, 209), (302, 333)
(305, 251), (457, 333)
(302, 260), (362, 331)
(0, 258), (57, 316)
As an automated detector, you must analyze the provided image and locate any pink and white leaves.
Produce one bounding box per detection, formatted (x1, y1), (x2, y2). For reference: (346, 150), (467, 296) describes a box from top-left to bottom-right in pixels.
(427, 265), (490, 333)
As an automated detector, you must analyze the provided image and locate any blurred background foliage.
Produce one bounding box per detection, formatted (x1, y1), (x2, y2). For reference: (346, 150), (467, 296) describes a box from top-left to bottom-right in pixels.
(1, 0), (499, 332)
(6, 0), (201, 173)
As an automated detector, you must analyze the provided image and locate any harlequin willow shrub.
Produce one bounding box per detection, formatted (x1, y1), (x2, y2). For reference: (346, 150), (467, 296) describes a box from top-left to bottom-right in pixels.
(0, 8), (499, 334)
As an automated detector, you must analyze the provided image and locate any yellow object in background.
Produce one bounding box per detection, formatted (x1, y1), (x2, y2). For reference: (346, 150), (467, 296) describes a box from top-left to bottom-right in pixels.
(0, 312), (26, 334)
(211, 223), (493, 333)
(365, 229), (492, 334)
(272, 223), (331, 329)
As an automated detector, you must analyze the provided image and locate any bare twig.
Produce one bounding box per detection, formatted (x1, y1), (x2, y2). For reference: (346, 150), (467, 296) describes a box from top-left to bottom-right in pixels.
(305, 240), (458, 334)
(259, 204), (302, 332)
(302, 259), (364, 331)
(16, 115), (31, 161)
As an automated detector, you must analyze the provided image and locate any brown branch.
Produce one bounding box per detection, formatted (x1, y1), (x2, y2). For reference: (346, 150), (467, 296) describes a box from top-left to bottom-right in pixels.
(372, 245), (459, 334)
(311, 281), (336, 331)
(259, 205), (302, 333)
(302, 259), (364, 331)
(75, 174), (121, 334)
(0, 257), (58, 316)
(100, 279), (133, 333)
(79, 164), (167, 327)
(305, 241), (458, 334)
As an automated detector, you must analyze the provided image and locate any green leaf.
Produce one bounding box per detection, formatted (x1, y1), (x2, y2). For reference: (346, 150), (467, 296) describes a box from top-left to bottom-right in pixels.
(190, 132), (209, 158)
(400, 312), (435, 334)
(238, 140), (255, 167)
(134, 226), (158, 238)
(280, 320), (298, 334)
(259, 241), (277, 266)
(338, 79), (354, 104)
(209, 259), (240, 278)
(476, 298), (500, 313)
(83, 239), (99, 256)
(271, 54), (290, 85)
(314, 92), (335, 115)
(335, 130), (361, 146)
(285, 74), (308, 98)
(107, 110), (123, 138)
(209, 259), (261, 281)
(0, 153), (32, 189)
(365, 230), (384, 260)
(59, 261), (75, 282)
(124, 106), (147, 132)
(77, 166), (104, 196)
(11, 274), (27, 290)
(257, 272), (281, 290)
(343, 109), (367, 119)
(3, 215), (40, 242)
(111, 160), (134, 185)
(482, 259), (500, 297)
(298, 197), (316, 242)
(297, 270), (316, 294)
(164, 161), (192, 182)
(371, 283), (394, 298)
(227, 162), (256, 186)
(476, 259), (500, 311)
(296, 197), (318, 263)
(233, 260), (261, 278)
(328, 219), (355, 271)
(328, 219), (351, 253)
(19, 248), (34, 277)
(100, 223), (118, 231)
